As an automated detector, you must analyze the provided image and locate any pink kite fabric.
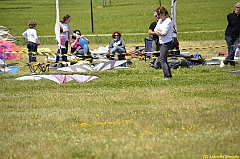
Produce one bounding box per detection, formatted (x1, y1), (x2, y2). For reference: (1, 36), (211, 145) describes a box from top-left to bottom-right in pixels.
(14, 74), (100, 84)
(0, 40), (22, 60)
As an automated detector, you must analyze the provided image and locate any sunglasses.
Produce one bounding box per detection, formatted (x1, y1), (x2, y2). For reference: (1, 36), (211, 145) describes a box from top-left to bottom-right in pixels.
(236, 6), (240, 8)
(114, 34), (119, 36)
(154, 15), (158, 17)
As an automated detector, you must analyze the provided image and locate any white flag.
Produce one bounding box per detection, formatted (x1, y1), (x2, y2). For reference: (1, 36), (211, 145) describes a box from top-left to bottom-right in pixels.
(54, 0), (60, 46)
(171, 0), (177, 38)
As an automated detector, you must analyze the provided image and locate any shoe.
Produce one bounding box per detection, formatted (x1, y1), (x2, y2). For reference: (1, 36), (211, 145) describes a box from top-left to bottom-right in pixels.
(230, 61), (235, 66)
(220, 61), (225, 68)
(72, 48), (80, 54)
(163, 77), (170, 80)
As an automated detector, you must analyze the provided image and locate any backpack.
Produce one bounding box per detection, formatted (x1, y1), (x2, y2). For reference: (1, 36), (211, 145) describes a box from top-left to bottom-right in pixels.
(189, 53), (205, 66)
(154, 57), (189, 69)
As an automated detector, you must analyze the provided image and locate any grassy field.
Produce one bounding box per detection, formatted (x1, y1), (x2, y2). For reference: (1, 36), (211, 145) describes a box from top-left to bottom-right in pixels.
(1, 53), (240, 159)
(1, 0), (240, 159)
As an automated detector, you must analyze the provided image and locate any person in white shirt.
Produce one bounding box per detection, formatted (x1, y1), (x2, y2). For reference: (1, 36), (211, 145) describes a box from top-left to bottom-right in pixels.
(154, 6), (173, 80)
(22, 20), (40, 63)
(60, 14), (73, 54)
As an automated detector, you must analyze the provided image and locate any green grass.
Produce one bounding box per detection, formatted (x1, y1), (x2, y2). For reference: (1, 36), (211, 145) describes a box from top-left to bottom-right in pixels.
(2, 65), (240, 159)
(1, 0), (240, 158)
(1, 53), (240, 158)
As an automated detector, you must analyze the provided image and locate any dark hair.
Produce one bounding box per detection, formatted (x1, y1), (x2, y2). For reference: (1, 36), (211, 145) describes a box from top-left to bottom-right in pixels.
(72, 29), (81, 39)
(112, 31), (122, 38)
(60, 27), (63, 33)
(60, 14), (70, 23)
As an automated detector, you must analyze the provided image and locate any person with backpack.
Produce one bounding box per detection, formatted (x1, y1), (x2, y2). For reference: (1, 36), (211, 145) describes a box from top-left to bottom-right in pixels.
(70, 29), (91, 55)
(154, 6), (173, 80)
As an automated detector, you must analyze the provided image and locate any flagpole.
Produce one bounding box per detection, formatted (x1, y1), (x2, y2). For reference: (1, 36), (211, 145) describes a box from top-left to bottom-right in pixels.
(171, 0), (177, 38)
(55, 0), (61, 55)
(90, 0), (94, 33)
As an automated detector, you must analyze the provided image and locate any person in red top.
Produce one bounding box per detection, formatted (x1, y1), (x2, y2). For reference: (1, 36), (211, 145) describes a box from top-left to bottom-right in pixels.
(56, 27), (67, 62)
(70, 30), (91, 55)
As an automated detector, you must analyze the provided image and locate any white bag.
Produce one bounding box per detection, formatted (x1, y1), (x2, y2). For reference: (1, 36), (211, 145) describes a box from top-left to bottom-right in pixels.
(235, 48), (240, 57)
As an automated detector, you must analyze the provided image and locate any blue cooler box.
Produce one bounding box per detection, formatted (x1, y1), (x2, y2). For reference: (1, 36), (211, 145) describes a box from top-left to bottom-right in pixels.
(8, 66), (19, 73)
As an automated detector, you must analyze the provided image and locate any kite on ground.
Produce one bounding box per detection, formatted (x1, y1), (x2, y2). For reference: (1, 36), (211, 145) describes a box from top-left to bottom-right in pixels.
(14, 74), (99, 84)
(0, 40), (22, 60)
(0, 26), (17, 43)
(57, 60), (129, 72)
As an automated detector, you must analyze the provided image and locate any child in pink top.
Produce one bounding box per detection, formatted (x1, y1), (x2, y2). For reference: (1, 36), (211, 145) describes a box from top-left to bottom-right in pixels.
(56, 27), (67, 62)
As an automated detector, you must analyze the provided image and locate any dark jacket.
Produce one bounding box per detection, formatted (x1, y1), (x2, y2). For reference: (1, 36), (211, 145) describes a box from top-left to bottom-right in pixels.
(225, 11), (240, 39)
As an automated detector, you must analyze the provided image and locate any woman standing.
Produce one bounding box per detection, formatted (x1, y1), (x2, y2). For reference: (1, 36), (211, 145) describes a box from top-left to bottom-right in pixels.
(60, 14), (73, 54)
(154, 6), (173, 80)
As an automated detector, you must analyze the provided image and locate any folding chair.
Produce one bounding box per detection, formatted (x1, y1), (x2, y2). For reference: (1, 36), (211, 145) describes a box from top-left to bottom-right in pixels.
(27, 62), (50, 74)
(168, 37), (180, 56)
(143, 38), (152, 61)
(23, 48), (51, 74)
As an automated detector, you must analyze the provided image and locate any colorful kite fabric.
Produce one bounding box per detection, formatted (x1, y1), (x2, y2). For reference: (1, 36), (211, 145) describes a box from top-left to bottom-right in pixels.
(0, 40), (22, 60)
(57, 60), (129, 72)
(14, 74), (99, 84)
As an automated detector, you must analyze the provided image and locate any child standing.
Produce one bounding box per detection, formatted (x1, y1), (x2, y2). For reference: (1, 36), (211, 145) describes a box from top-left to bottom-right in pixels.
(22, 20), (40, 63)
(56, 27), (67, 62)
